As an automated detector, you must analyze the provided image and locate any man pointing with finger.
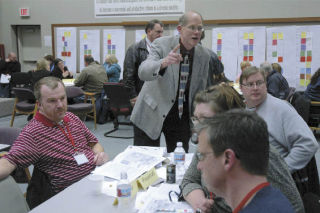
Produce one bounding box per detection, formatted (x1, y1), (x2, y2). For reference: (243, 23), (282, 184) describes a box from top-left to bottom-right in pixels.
(131, 11), (215, 152)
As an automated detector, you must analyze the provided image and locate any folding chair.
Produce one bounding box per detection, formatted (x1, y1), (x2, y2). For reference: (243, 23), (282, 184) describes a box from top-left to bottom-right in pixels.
(308, 101), (320, 132)
(65, 86), (97, 129)
(0, 127), (31, 184)
(10, 87), (37, 127)
(103, 82), (133, 139)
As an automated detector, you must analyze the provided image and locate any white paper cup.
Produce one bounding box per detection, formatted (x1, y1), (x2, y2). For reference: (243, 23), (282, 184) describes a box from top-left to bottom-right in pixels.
(89, 174), (104, 194)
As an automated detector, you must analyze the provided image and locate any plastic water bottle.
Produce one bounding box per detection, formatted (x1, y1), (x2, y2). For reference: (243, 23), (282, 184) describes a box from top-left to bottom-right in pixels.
(174, 142), (186, 184)
(117, 171), (132, 208)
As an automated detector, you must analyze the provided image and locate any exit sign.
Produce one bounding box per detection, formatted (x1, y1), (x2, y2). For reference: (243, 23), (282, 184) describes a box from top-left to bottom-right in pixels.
(19, 8), (30, 17)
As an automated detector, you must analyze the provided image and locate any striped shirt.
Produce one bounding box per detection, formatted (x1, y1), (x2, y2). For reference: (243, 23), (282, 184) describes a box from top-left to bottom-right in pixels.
(4, 112), (98, 192)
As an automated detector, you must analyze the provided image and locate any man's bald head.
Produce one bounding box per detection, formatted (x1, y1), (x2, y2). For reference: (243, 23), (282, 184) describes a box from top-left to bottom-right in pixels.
(8, 52), (17, 62)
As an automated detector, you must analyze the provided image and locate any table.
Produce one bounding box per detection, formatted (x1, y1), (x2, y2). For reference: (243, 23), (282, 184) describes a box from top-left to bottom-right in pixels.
(29, 150), (193, 213)
(29, 175), (129, 213)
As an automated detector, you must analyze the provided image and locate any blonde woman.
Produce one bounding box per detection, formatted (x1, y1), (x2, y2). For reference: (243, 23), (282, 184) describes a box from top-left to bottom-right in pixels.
(103, 54), (120, 82)
(235, 61), (251, 83)
(29, 58), (51, 86)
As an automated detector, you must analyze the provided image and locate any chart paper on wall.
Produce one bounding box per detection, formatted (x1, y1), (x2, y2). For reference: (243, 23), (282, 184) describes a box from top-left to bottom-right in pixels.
(79, 30), (100, 72)
(295, 25), (320, 89)
(212, 27), (239, 81)
(266, 26), (296, 87)
(237, 27), (266, 77)
(56, 27), (77, 73)
(103, 29), (125, 79)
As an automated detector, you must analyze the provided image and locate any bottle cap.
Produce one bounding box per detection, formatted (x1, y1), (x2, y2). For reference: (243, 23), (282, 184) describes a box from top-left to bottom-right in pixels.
(177, 142), (183, 147)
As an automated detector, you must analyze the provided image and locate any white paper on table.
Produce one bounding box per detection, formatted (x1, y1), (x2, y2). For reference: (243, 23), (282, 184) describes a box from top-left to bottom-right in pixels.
(125, 145), (166, 157)
(137, 183), (192, 213)
(140, 200), (193, 213)
(92, 148), (165, 182)
(156, 166), (167, 180)
(136, 183), (180, 211)
(0, 144), (10, 150)
(0, 74), (10, 83)
(102, 180), (118, 197)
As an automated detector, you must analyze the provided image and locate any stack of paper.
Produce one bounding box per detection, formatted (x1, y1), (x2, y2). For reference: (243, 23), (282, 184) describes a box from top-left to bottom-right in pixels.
(92, 146), (166, 182)
(136, 183), (193, 213)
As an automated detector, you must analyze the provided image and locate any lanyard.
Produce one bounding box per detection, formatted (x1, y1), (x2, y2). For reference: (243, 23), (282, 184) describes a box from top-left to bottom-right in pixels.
(57, 123), (77, 152)
(232, 182), (270, 213)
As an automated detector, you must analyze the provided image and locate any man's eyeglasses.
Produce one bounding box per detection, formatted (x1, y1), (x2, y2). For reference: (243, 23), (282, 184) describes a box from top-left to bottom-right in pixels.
(196, 151), (240, 161)
(196, 152), (214, 161)
(241, 80), (265, 88)
(191, 116), (212, 125)
(186, 25), (204, 32)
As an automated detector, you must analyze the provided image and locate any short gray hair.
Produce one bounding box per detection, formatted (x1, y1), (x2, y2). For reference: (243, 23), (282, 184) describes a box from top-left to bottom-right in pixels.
(260, 62), (273, 74)
(34, 76), (65, 101)
(240, 66), (266, 85)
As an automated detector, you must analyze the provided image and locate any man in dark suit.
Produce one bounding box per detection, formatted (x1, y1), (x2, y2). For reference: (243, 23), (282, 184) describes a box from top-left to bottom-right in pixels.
(131, 11), (215, 152)
(123, 19), (164, 106)
(5, 52), (21, 75)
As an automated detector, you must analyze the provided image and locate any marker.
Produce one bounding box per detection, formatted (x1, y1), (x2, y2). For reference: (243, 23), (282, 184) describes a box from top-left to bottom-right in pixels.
(156, 209), (175, 212)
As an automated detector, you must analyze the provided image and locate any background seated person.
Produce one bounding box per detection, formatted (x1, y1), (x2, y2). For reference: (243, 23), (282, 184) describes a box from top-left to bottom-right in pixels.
(4, 52), (21, 75)
(195, 110), (294, 212)
(260, 61), (289, 100)
(235, 61), (251, 83)
(44, 55), (55, 72)
(74, 55), (108, 94)
(271, 62), (283, 74)
(304, 67), (320, 101)
(29, 58), (51, 87)
(103, 54), (120, 83)
(51, 58), (73, 79)
(240, 66), (318, 173)
(181, 84), (304, 213)
(0, 77), (108, 207)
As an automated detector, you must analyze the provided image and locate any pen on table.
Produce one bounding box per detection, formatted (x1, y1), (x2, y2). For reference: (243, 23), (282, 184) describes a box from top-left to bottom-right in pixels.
(155, 209), (175, 212)
(156, 209), (193, 213)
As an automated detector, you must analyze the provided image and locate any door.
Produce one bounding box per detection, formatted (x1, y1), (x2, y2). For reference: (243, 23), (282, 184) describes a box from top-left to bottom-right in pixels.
(17, 25), (41, 72)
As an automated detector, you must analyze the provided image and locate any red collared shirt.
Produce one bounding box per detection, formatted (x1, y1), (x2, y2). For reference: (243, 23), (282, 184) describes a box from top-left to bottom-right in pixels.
(4, 112), (98, 192)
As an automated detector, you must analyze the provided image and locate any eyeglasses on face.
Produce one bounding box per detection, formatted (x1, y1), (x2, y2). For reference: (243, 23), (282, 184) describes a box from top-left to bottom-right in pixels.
(241, 80), (265, 88)
(191, 116), (213, 125)
(196, 152), (214, 161)
(185, 25), (204, 32)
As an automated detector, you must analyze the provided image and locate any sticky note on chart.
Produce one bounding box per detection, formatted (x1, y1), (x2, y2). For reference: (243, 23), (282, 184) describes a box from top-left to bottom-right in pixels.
(243, 33), (248, 40)
(272, 33), (277, 40)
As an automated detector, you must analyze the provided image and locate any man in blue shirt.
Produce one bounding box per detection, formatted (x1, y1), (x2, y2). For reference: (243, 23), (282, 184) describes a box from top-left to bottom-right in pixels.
(195, 110), (294, 213)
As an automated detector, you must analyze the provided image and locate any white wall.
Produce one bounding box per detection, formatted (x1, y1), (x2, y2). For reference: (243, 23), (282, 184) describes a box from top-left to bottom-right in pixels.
(0, 0), (319, 67)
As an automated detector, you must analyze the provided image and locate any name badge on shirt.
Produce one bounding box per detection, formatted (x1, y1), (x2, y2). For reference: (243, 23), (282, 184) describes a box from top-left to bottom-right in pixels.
(73, 153), (89, 165)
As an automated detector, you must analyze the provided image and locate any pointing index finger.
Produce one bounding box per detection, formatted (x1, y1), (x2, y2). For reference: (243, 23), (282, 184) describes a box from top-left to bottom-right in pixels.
(172, 44), (180, 53)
